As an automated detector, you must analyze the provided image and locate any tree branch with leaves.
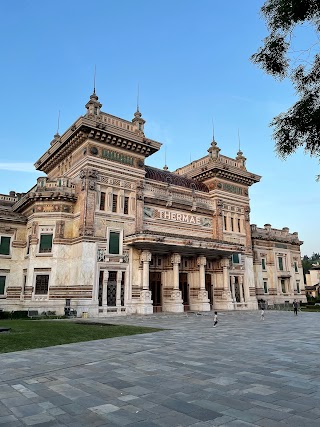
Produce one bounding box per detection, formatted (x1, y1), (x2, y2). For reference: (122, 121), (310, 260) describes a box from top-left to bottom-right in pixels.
(251, 0), (320, 176)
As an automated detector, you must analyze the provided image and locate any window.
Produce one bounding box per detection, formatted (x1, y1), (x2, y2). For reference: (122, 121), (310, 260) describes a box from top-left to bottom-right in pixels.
(39, 234), (53, 253)
(261, 258), (266, 270)
(0, 276), (6, 295)
(223, 216), (227, 230)
(231, 217), (234, 232)
(26, 235), (31, 255)
(263, 280), (268, 294)
(100, 192), (106, 211)
(296, 281), (300, 293)
(112, 194), (118, 213)
(278, 256), (284, 271)
(294, 261), (298, 273)
(124, 196), (129, 215)
(35, 275), (49, 294)
(23, 274), (27, 294)
(109, 231), (120, 254)
(232, 253), (240, 264)
(158, 258), (162, 266)
(0, 236), (11, 255)
(237, 218), (241, 233)
(281, 279), (286, 293)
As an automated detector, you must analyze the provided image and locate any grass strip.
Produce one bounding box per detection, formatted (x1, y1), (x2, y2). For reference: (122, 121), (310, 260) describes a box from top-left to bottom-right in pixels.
(0, 320), (162, 354)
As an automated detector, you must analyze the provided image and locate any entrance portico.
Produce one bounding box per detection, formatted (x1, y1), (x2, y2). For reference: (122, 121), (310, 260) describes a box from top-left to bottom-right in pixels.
(125, 231), (252, 313)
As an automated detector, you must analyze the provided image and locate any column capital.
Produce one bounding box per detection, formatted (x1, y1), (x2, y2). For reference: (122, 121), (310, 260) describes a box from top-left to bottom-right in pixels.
(140, 250), (152, 263)
(171, 253), (181, 265)
(220, 257), (230, 268)
(197, 255), (207, 266)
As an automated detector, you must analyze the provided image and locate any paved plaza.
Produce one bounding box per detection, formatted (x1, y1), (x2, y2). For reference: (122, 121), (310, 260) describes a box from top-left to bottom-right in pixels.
(0, 310), (320, 427)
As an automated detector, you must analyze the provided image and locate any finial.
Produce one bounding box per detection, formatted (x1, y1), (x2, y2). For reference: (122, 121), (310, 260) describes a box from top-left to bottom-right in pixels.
(163, 146), (168, 170)
(56, 110), (60, 136)
(93, 65), (96, 94)
(212, 118), (215, 141)
(238, 129), (241, 152)
(137, 83), (140, 112)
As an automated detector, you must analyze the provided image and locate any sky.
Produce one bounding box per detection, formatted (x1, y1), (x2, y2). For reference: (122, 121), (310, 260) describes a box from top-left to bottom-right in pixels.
(0, 0), (319, 256)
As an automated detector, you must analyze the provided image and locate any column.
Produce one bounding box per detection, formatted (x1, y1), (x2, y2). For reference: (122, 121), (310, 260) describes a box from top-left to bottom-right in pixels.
(171, 253), (181, 290)
(140, 250), (152, 290)
(116, 271), (122, 307)
(231, 275), (236, 302)
(103, 270), (109, 305)
(197, 256), (206, 290)
(239, 275), (245, 303)
(221, 257), (230, 292)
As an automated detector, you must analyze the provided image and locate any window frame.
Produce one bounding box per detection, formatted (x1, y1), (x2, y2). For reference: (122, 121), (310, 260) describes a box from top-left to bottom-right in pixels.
(107, 228), (122, 255)
(34, 274), (50, 296)
(263, 280), (268, 294)
(0, 275), (7, 297)
(112, 194), (118, 213)
(38, 233), (53, 254)
(124, 196), (129, 215)
(278, 256), (284, 271)
(0, 235), (11, 256)
(232, 253), (240, 264)
(100, 191), (106, 211)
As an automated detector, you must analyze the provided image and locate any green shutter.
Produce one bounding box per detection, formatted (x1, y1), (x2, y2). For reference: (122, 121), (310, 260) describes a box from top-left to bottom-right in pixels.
(232, 253), (239, 264)
(39, 234), (53, 253)
(0, 276), (6, 294)
(109, 232), (120, 254)
(278, 257), (283, 271)
(262, 258), (266, 270)
(0, 237), (10, 255)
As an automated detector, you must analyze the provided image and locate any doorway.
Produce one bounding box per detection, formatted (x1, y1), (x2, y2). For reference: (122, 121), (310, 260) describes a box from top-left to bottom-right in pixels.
(150, 272), (162, 312)
(205, 273), (213, 308)
(179, 273), (189, 309)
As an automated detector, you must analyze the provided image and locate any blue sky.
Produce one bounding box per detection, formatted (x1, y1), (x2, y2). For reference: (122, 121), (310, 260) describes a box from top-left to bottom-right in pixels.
(0, 0), (319, 256)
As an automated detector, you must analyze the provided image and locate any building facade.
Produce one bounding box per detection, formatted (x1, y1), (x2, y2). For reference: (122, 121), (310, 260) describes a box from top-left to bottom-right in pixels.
(0, 91), (306, 316)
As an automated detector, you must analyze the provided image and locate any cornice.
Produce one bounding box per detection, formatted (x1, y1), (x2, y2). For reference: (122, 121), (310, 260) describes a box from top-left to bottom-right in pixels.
(34, 116), (161, 174)
(13, 190), (77, 214)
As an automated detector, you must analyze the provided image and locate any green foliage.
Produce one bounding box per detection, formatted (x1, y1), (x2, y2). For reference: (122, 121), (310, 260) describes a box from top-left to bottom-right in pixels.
(302, 252), (320, 274)
(0, 311), (29, 319)
(0, 320), (162, 354)
(251, 0), (320, 166)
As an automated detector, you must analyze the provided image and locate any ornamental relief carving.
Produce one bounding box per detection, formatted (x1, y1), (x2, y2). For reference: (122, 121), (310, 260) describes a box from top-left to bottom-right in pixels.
(80, 169), (98, 191)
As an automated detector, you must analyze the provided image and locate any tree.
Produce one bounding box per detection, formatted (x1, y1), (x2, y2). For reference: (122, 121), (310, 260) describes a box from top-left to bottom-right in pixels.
(251, 0), (320, 172)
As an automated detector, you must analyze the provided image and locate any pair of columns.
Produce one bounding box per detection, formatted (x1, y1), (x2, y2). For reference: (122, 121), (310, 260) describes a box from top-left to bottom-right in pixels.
(140, 251), (207, 291)
(230, 275), (245, 303)
(102, 270), (124, 306)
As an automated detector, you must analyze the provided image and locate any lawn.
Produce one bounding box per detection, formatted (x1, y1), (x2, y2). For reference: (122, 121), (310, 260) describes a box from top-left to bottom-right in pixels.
(0, 320), (162, 354)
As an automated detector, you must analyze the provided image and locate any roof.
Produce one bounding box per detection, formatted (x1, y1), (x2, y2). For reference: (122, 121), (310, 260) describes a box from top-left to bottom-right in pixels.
(145, 166), (209, 192)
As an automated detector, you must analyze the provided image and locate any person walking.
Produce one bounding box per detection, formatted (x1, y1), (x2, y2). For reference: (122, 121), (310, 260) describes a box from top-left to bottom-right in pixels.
(213, 311), (218, 327)
(293, 299), (298, 316)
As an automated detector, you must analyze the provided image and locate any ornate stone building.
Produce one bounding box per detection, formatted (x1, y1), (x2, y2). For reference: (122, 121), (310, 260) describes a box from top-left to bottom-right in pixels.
(251, 224), (305, 305)
(0, 91), (306, 316)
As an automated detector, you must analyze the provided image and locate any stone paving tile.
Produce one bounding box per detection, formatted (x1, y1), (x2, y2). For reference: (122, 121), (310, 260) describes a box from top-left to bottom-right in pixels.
(0, 414), (19, 424)
(1, 311), (320, 426)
